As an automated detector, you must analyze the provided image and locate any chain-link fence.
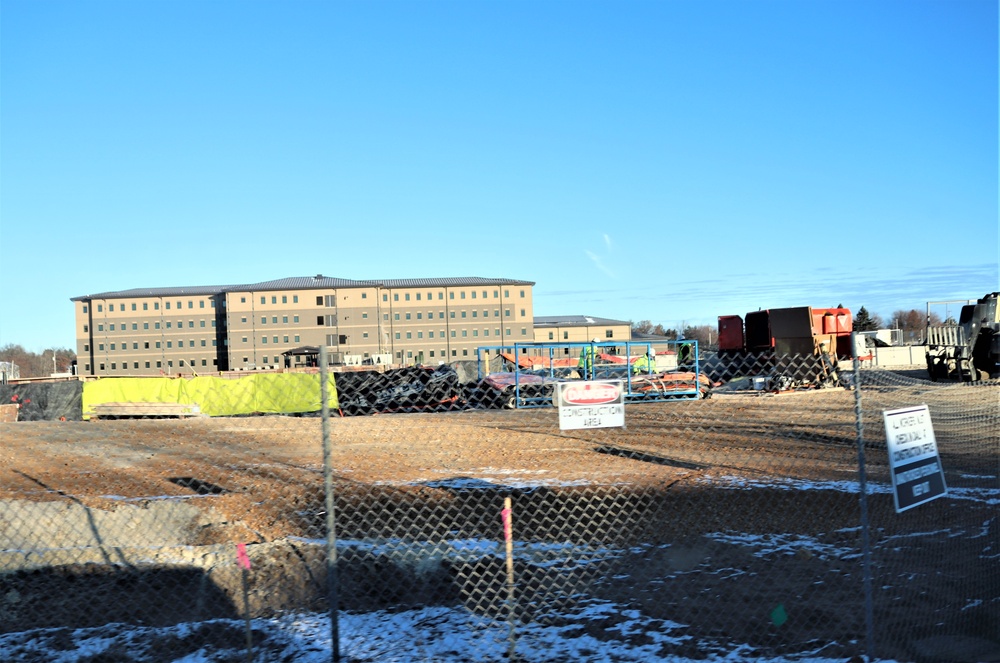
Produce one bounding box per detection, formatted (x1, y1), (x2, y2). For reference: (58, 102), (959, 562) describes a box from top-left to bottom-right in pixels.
(1, 348), (997, 662)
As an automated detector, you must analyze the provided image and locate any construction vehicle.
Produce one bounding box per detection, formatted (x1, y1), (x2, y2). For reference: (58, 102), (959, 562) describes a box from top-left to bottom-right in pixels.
(925, 292), (1000, 382)
(713, 306), (852, 389)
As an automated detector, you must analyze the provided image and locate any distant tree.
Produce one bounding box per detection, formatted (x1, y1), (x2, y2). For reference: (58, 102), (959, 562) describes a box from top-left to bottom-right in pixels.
(631, 320), (654, 335)
(631, 321), (677, 339)
(681, 325), (716, 350)
(0, 344), (76, 378)
(853, 307), (881, 332)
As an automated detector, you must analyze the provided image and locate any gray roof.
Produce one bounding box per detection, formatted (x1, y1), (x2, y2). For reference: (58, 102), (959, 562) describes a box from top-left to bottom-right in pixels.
(533, 315), (631, 327)
(72, 276), (535, 301)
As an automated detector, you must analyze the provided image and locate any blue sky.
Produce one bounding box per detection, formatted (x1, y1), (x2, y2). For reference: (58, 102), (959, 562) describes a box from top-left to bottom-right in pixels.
(1, 0), (997, 352)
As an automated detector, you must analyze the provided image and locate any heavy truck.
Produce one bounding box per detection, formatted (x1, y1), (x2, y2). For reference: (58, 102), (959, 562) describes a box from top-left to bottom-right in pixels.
(925, 292), (1000, 382)
(712, 306), (852, 389)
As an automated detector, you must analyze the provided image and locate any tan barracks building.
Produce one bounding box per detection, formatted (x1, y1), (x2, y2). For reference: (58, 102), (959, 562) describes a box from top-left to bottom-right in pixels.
(72, 275), (542, 376)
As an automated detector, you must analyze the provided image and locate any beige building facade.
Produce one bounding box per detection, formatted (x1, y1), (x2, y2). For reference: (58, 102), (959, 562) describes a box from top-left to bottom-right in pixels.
(72, 276), (536, 376)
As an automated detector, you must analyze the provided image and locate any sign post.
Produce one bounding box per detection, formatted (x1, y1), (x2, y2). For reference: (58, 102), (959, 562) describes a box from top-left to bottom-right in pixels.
(556, 380), (625, 430)
(882, 404), (947, 512)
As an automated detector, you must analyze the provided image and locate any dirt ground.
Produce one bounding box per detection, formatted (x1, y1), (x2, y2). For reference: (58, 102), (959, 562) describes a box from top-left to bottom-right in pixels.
(2, 376), (998, 662)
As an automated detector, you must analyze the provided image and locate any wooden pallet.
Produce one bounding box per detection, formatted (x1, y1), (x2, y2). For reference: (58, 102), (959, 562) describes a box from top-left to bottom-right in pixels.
(90, 402), (203, 419)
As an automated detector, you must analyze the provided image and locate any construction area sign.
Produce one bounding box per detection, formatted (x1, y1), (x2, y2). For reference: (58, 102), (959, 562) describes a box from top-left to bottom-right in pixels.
(556, 380), (625, 431)
(882, 405), (947, 513)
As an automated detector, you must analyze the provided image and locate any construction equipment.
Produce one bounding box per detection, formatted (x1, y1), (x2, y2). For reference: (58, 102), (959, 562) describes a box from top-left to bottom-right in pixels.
(713, 306), (852, 389)
(925, 292), (1000, 382)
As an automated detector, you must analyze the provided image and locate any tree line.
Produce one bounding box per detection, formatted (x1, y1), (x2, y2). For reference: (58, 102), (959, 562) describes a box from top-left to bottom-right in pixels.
(0, 344), (76, 379)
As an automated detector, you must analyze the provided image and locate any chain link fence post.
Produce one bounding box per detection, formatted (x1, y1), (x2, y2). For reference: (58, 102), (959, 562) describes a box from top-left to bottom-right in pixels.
(320, 345), (341, 662)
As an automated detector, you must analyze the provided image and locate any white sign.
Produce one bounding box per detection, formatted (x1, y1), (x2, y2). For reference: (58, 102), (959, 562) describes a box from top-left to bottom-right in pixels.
(882, 404), (947, 512)
(556, 380), (625, 430)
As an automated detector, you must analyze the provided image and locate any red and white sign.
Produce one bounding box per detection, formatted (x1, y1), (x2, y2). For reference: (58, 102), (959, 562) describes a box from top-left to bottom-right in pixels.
(556, 380), (625, 430)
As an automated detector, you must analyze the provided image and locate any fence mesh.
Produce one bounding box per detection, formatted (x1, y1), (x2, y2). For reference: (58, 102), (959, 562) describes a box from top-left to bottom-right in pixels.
(0, 354), (997, 662)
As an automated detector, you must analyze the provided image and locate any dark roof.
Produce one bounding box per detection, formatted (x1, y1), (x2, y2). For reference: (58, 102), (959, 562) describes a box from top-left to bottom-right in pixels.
(533, 315), (631, 327)
(72, 276), (535, 301)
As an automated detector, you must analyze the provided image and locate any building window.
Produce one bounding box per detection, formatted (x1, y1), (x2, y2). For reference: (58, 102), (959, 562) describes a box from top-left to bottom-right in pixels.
(272, 296), (277, 304)
(110, 343), (116, 350)
(450, 312), (455, 319)
(200, 320), (206, 327)
(97, 304), (103, 312)
(188, 301), (194, 309)
(416, 293), (421, 301)
(145, 362), (150, 369)
(83, 305), (89, 313)
(428, 331), (434, 338)
(521, 328), (527, 335)
(283, 336), (289, 343)
(520, 309), (526, 316)
(83, 325), (89, 332)
(395, 332), (401, 340)
(262, 337), (268, 344)
(272, 316), (277, 324)
(563, 332), (569, 340)
(166, 302), (171, 310)
(471, 291), (476, 299)
(293, 295), (298, 303)
(109, 324), (115, 331)
(316, 296), (323, 305)
(261, 317), (267, 324)
(363, 332), (369, 338)
(450, 292), (455, 300)
(460, 292), (465, 299)
(200, 301), (205, 308)
(395, 313), (400, 320)
(156, 342), (161, 348)
(394, 294), (399, 301)
(282, 316), (288, 323)
(84, 344), (89, 351)
(261, 297), (266, 305)
(242, 337), (248, 343)
(451, 331), (456, 337)
(293, 315), (299, 323)
(406, 332), (412, 339)
(606, 329), (614, 338)
(548, 332), (554, 340)
(188, 321), (194, 328)
(111, 363), (117, 370)
(294, 335), (300, 342)
(325, 295), (336, 307)
(155, 322), (161, 329)
(405, 294), (410, 301)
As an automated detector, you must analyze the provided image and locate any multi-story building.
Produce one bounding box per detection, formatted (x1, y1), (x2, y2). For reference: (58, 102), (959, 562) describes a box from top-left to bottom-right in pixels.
(72, 275), (536, 376)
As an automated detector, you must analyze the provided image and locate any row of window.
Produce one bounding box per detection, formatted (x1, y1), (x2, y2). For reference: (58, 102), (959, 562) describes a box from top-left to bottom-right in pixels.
(389, 309), (524, 321)
(239, 315), (300, 325)
(89, 319), (217, 333)
(89, 339), (220, 352)
(394, 328), (527, 340)
(240, 335), (301, 344)
(240, 294), (301, 305)
(386, 289), (525, 302)
(90, 358), (219, 371)
(85, 300), (215, 314)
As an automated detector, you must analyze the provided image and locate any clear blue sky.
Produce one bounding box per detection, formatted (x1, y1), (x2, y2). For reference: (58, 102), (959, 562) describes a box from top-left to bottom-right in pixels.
(1, 0), (997, 352)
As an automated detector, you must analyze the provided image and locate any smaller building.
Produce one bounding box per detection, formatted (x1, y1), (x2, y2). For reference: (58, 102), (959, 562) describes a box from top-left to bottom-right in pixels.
(532, 315), (632, 356)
